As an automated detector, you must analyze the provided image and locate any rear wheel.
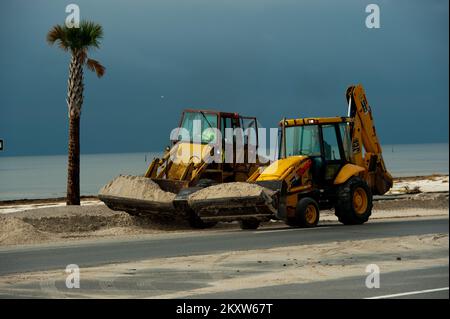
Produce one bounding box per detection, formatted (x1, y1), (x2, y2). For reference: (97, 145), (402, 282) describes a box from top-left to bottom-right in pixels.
(335, 176), (372, 225)
(286, 197), (320, 228)
(239, 218), (260, 230)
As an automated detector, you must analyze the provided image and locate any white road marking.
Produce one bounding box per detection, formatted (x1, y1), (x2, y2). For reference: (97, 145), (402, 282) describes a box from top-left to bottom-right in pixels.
(365, 287), (449, 299)
(253, 226), (331, 234)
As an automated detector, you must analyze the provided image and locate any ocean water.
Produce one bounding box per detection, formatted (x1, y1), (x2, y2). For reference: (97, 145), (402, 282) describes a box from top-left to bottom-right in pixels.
(0, 152), (161, 201)
(382, 143), (448, 177)
(0, 143), (448, 201)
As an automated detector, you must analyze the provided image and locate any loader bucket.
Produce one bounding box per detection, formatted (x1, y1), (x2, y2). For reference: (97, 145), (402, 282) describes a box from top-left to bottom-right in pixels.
(98, 175), (189, 217)
(187, 181), (281, 221)
(151, 178), (190, 194)
(99, 194), (176, 217)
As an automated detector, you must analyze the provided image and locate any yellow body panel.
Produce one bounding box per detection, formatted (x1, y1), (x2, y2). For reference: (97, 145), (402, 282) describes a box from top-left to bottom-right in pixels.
(169, 142), (212, 165)
(145, 142), (213, 181)
(333, 164), (366, 185)
(257, 156), (308, 181)
(286, 193), (298, 217)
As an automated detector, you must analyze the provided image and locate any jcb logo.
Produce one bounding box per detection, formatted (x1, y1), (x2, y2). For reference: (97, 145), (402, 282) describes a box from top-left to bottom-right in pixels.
(359, 94), (369, 113)
(352, 139), (361, 153)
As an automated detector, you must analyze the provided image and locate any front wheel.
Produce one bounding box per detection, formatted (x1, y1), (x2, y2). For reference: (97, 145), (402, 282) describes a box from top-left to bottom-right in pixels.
(335, 176), (373, 225)
(286, 197), (320, 228)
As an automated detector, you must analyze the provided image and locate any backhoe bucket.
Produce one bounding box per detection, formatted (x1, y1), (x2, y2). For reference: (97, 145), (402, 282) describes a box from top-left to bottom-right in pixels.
(187, 181), (281, 221)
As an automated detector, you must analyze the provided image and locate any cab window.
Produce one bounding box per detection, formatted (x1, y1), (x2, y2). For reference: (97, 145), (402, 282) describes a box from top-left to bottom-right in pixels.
(284, 125), (321, 157)
(321, 125), (341, 161)
(339, 123), (352, 162)
(179, 111), (218, 144)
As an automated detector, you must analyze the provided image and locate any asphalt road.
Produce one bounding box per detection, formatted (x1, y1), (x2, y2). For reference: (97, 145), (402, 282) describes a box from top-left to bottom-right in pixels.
(0, 217), (448, 276)
(1, 265), (446, 299)
(190, 265), (449, 299)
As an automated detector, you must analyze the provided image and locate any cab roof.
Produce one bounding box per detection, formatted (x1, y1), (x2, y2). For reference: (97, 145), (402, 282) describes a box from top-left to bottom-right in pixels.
(280, 116), (353, 127)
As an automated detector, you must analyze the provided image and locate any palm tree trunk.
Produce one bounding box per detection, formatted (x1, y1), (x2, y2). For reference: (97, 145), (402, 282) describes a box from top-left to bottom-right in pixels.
(67, 116), (80, 205)
(66, 51), (84, 205)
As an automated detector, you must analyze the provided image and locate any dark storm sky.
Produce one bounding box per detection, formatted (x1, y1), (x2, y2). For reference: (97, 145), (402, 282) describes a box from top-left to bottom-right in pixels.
(0, 0), (448, 156)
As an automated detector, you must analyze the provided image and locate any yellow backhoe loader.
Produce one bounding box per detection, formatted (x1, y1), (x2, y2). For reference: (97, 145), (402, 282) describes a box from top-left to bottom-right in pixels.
(99, 109), (266, 228)
(189, 84), (393, 229)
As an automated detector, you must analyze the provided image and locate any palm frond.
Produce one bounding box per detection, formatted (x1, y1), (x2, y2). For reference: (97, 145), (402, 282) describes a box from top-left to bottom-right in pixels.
(46, 25), (69, 51)
(80, 21), (103, 49)
(86, 58), (106, 77)
(47, 20), (103, 52)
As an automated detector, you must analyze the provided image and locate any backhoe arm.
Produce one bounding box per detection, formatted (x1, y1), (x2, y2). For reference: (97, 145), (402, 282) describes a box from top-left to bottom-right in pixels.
(346, 84), (393, 195)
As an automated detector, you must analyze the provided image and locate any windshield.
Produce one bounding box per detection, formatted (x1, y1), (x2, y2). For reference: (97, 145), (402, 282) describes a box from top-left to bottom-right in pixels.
(284, 125), (321, 157)
(178, 111), (218, 144)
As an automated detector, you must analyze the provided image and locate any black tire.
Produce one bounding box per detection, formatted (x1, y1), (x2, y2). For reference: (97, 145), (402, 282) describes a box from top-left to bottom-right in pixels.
(239, 218), (260, 230)
(286, 197), (320, 228)
(335, 176), (373, 225)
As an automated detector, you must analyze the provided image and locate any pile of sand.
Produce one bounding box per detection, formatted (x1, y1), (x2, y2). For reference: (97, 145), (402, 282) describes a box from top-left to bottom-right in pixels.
(0, 204), (197, 246)
(99, 175), (176, 202)
(22, 211), (134, 233)
(0, 217), (50, 245)
(188, 182), (275, 201)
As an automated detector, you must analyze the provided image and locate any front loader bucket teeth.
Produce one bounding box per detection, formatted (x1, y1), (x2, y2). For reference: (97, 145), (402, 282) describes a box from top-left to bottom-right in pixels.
(187, 182), (279, 221)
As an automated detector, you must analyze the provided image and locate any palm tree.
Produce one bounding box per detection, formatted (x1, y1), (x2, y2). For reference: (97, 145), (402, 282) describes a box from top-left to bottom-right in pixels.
(47, 21), (105, 205)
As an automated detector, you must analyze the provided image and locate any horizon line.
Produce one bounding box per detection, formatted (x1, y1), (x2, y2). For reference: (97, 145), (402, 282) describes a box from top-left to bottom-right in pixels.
(0, 141), (449, 158)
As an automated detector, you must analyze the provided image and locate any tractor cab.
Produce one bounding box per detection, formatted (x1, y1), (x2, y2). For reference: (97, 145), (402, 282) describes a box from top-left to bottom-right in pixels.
(172, 109), (260, 165)
(169, 109), (262, 182)
(279, 117), (354, 187)
(144, 108), (264, 193)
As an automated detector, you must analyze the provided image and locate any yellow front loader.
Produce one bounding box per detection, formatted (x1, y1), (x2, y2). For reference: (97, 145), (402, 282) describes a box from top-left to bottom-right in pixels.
(99, 109), (266, 228)
(190, 84), (393, 229)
